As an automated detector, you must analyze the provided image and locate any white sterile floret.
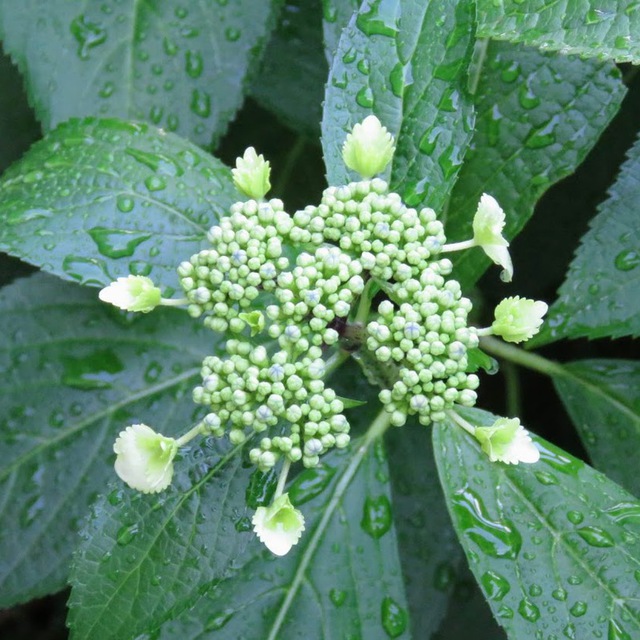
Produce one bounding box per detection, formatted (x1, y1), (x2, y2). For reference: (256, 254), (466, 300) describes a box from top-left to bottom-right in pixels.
(492, 296), (548, 343)
(113, 424), (178, 493)
(342, 115), (396, 179)
(474, 417), (540, 465)
(99, 275), (161, 313)
(472, 194), (513, 282)
(252, 493), (306, 556)
(232, 147), (271, 200)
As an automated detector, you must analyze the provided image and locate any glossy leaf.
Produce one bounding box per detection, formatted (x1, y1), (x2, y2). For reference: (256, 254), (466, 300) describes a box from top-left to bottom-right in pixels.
(445, 41), (625, 288)
(67, 439), (252, 640)
(0, 118), (238, 290)
(0, 0), (277, 146)
(540, 133), (640, 343)
(477, 0), (640, 64)
(157, 425), (409, 638)
(553, 360), (640, 497)
(0, 273), (212, 607)
(435, 408), (640, 640)
(322, 0), (476, 210)
(387, 425), (465, 638)
(322, 0), (359, 65)
(251, 0), (327, 136)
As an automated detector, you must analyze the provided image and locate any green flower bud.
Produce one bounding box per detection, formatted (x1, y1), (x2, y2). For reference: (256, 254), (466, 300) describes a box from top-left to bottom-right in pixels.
(342, 115), (395, 179)
(99, 276), (161, 313)
(472, 194), (513, 282)
(232, 147), (271, 200)
(473, 417), (540, 465)
(252, 493), (305, 556)
(491, 296), (548, 343)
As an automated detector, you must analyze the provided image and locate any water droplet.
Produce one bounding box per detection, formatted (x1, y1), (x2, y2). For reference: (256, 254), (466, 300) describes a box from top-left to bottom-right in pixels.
(117, 523), (139, 546)
(357, 58), (370, 75)
(608, 619), (631, 640)
(534, 471), (558, 485)
(144, 175), (167, 191)
(167, 114), (179, 131)
(419, 126), (443, 155)
(185, 50), (203, 78)
(356, 1), (398, 38)
(163, 37), (178, 56)
(434, 59), (464, 81)
(518, 598), (540, 622)
(288, 464), (336, 505)
(62, 349), (124, 390)
(356, 86), (374, 108)
(361, 494), (392, 539)
(604, 502), (640, 525)
(563, 622), (576, 639)
(501, 61), (520, 83)
(585, 8), (614, 24)
(225, 27), (241, 42)
(62, 255), (111, 286)
(614, 250), (639, 272)
(380, 596), (407, 638)
(518, 81), (541, 109)
(88, 227), (151, 258)
(329, 588), (347, 607)
(70, 15), (107, 59)
(451, 486), (522, 559)
(190, 89), (211, 118)
(342, 47), (356, 64)
(569, 601), (587, 617)
(480, 570), (510, 601)
(497, 604), (514, 619)
(552, 587), (568, 601)
(99, 81), (115, 98)
(433, 562), (455, 591)
(567, 510), (584, 525)
(487, 104), (502, 146)
(525, 115), (560, 149)
(576, 525), (615, 547)
(125, 147), (183, 176)
(116, 195), (135, 213)
(234, 516), (251, 532)
(245, 468), (277, 508)
(108, 489), (124, 506)
(528, 583), (542, 597)
(205, 609), (234, 631)
(438, 86), (460, 112)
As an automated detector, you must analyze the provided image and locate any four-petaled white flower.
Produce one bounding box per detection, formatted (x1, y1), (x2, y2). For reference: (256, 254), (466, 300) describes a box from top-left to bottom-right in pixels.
(472, 194), (513, 282)
(474, 417), (540, 465)
(342, 115), (395, 179)
(492, 296), (548, 343)
(252, 493), (306, 556)
(232, 147), (271, 200)
(99, 275), (161, 313)
(114, 424), (178, 493)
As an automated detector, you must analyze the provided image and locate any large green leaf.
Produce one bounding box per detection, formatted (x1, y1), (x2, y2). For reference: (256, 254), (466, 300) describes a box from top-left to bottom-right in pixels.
(0, 273), (211, 607)
(322, 0), (476, 210)
(67, 440), (252, 640)
(387, 425), (464, 638)
(156, 439), (409, 640)
(434, 408), (640, 640)
(553, 360), (640, 498)
(539, 133), (640, 343)
(0, 0), (277, 147)
(251, 0), (327, 136)
(476, 0), (640, 64)
(445, 41), (625, 288)
(321, 0), (358, 64)
(0, 118), (238, 290)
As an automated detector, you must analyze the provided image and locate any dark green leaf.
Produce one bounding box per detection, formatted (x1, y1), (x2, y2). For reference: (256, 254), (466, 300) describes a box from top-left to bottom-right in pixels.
(0, 118), (238, 290)
(539, 133), (640, 343)
(336, 395), (367, 408)
(251, 0), (327, 136)
(157, 426), (409, 638)
(67, 440), (252, 640)
(0, 0), (277, 146)
(553, 360), (640, 497)
(387, 425), (464, 639)
(446, 42), (625, 288)
(477, 0), (640, 64)
(434, 408), (640, 640)
(0, 273), (211, 607)
(321, 0), (359, 65)
(322, 0), (476, 210)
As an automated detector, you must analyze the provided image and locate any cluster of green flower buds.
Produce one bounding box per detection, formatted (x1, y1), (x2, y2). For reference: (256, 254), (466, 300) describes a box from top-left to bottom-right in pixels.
(191, 340), (350, 471)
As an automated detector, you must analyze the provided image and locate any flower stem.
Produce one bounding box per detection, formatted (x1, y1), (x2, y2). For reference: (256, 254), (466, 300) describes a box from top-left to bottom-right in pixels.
(476, 327), (494, 337)
(175, 423), (205, 447)
(442, 238), (476, 253)
(447, 409), (476, 435)
(355, 277), (377, 324)
(479, 336), (566, 378)
(274, 459), (292, 499)
(160, 297), (189, 307)
(325, 349), (350, 377)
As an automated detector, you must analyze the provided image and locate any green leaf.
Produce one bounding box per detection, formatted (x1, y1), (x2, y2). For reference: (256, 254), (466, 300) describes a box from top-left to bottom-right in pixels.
(0, 273), (212, 607)
(0, 0), (277, 146)
(434, 408), (640, 640)
(539, 133), (640, 343)
(0, 118), (238, 290)
(553, 360), (640, 498)
(67, 440), (252, 640)
(321, 0), (476, 210)
(157, 421), (409, 639)
(251, 0), (327, 136)
(446, 41), (626, 288)
(387, 425), (465, 638)
(477, 0), (640, 64)
(321, 0), (359, 65)
(336, 394), (367, 408)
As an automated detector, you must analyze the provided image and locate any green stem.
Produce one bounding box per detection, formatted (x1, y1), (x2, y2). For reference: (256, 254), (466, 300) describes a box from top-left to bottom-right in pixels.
(273, 136), (307, 197)
(447, 409), (476, 435)
(325, 349), (350, 377)
(267, 408), (393, 640)
(442, 238), (476, 253)
(274, 459), (291, 499)
(160, 297), (189, 307)
(503, 360), (522, 417)
(175, 423), (205, 447)
(479, 336), (566, 378)
(355, 278), (377, 324)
